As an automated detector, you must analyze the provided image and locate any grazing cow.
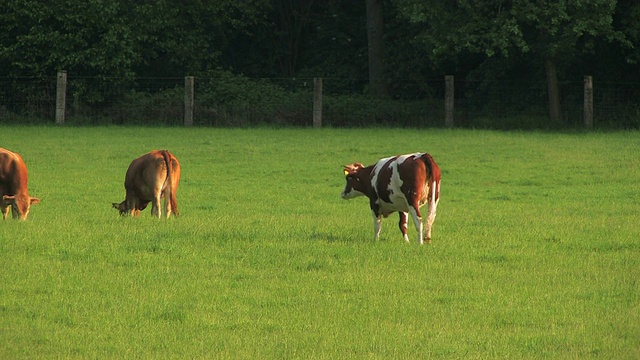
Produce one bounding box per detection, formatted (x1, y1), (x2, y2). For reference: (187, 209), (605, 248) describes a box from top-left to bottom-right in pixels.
(0, 148), (40, 220)
(341, 153), (441, 244)
(112, 150), (180, 218)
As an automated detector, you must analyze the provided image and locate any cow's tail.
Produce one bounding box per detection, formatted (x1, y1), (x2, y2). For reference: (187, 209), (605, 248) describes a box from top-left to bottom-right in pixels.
(421, 153), (441, 204)
(161, 150), (179, 216)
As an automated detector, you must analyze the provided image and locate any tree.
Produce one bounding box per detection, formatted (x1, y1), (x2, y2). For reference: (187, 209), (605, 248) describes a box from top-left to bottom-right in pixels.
(396, 0), (626, 125)
(514, 1), (624, 124)
(0, 0), (143, 79)
(268, 1), (370, 93)
(0, 0), (270, 79)
(131, 0), (270, 77)
(266, 0), (316, 77)
(615, 0), (640, 66)
(366, 0), (388, 98)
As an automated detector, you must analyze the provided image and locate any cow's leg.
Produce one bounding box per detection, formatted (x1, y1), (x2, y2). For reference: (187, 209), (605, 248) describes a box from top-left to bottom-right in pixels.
(371, 210), (382, 241)
(151, 193), (162, 218)
(124, 198), (134, 217)
(1, 201), (9, 220)
(408, 206), (424, 245)
(398, 212), (410, 243)
(425, 200), (437, 242)
(163, 188), (172, 218)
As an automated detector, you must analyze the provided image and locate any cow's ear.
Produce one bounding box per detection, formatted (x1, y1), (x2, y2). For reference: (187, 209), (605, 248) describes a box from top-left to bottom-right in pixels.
(343, 168), (350, 175)
(30, 197), (40, 205)
(112, 203), (120, 210)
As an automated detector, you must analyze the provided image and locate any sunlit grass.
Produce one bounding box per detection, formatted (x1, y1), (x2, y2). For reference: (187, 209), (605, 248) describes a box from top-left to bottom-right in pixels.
(1, 126), (639, 358)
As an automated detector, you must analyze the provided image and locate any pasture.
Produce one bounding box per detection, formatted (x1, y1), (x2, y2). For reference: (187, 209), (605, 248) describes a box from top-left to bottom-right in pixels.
(1, 126), (638, 358)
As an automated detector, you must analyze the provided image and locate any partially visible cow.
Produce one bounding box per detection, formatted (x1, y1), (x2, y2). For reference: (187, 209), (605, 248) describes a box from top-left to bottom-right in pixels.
(0, 148), (40, 220)
(112, 150), (181, 218)
(341, 153), (441, 244)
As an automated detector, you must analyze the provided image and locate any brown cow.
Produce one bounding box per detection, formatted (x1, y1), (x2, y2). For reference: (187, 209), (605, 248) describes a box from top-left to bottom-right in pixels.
(0, 148), (40, 220)
(112, 150), (180, 218)
(341, 153), (441, 244)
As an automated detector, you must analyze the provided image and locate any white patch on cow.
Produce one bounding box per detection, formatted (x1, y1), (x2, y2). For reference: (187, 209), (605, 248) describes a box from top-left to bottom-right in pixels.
(372, 210), (383, 241)
(425, 179), (441, 242)
(408, 207), (424, 245)
(431, 180), (437, 204)
(384, 167), (410, 213)
(371, 155), (421, 216)
(399, 153), (422, 164)
(401, 220), (410, 243)
(369, 156), (392, 186)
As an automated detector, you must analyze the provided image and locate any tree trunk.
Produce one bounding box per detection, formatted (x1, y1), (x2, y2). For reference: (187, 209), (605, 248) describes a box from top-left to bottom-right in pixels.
(366, 0), (388, 98)
(545, 58), (562, 125)
(274, 0), (314, 77)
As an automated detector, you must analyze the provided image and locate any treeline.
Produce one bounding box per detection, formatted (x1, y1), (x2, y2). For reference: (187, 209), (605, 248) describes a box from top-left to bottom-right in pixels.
(1, 0), (639, 128)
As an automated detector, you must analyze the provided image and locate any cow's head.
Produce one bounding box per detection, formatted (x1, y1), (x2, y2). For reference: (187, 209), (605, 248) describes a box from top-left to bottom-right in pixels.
(112, 201), (128, 216)
(2, 194), (40, 220)
(112, 200), (147, 217)
(341, 163), (366, 199)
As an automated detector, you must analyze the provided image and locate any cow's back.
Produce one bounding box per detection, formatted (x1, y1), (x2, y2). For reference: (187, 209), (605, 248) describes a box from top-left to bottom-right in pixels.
(373, 153), (439, 213)
(0, 148), (27, 194)
(124, 151), (167, 198)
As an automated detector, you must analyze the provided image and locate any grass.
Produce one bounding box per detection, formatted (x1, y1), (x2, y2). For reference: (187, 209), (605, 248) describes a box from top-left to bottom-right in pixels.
(0, 126), (639, 358)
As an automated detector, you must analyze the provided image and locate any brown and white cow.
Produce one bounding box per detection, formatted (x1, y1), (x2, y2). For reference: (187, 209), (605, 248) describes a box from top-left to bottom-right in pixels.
(112, 150), (180, 218)
(341, 153), (441, 244)
(0, 148), (40, 220)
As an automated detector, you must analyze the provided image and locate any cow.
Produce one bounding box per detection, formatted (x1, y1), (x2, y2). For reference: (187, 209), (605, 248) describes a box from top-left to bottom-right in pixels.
(341, 153), (441, 244)
(112, 150), (180, 218)
(0, 148), (40, 220)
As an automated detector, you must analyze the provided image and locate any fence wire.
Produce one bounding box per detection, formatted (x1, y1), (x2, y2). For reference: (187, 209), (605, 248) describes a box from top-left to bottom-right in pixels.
(0, 75), (638, 128)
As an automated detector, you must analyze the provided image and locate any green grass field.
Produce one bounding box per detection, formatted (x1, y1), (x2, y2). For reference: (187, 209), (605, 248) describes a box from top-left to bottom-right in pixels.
(1, 126), (638, 358)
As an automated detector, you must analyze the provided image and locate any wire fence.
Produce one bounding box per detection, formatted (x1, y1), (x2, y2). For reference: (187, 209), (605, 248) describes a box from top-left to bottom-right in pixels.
(0, 75), (638, 129)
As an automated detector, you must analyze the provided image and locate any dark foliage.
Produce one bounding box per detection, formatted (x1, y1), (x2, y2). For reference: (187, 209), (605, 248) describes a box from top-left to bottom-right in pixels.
(0, 0), (638, 128)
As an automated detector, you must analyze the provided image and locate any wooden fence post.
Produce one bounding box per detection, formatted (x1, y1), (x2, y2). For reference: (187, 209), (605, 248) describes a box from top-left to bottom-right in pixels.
(584, 75), (593, 129)
(445, 75), (454, 128)
(55, 70), (67, 125)
(184, 76), (194, 126)
(313, 77), (323, 128)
